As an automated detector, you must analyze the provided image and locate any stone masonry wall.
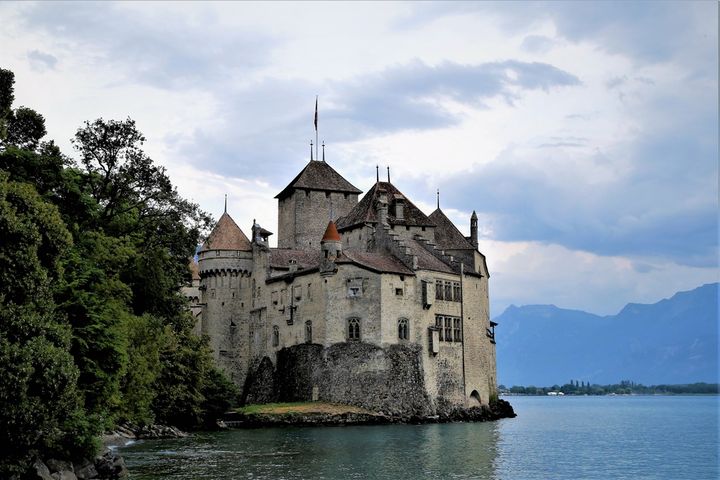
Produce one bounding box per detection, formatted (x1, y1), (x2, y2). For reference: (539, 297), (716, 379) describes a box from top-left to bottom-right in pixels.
(247, 342), (431, 417)
(278, 190), (358, 249)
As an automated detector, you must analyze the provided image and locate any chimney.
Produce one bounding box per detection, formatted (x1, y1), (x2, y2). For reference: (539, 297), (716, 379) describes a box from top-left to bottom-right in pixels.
(376, 192), (389, 226)
(394, 194), (404, 221)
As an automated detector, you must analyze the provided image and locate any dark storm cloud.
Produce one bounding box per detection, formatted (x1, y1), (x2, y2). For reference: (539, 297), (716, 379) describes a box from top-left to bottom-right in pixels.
(431, 108), (718, 268)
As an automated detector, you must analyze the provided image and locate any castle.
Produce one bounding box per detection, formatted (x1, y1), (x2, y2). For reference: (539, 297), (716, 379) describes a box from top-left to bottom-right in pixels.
(185, 156), (498, 415)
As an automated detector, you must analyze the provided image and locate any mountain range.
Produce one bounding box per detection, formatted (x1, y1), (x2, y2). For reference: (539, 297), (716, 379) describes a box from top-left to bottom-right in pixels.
(494, 283), (718, 386)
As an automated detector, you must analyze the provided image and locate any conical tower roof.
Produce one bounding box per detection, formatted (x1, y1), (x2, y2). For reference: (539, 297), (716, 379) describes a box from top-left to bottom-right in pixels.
(321, 220), (341, 242)
(199, 212), (252, 252)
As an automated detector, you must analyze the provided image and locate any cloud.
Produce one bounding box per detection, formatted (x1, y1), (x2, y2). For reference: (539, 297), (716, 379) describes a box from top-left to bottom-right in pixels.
(521, 35), (557, 54)
(14, 2), (277, 89)
(401, 2), (717, 76)
(27, 50), (57, 72)
(171, 59), (579, 182)
(483, 240), (718, 316)
(436, 111), (718, 268)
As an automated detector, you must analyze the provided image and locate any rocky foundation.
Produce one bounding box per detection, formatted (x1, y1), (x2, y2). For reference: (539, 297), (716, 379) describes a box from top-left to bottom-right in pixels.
(224, 399), (516, 428)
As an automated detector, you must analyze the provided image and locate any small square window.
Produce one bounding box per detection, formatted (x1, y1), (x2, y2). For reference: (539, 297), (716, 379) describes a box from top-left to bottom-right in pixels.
(395, 288), (403, 296)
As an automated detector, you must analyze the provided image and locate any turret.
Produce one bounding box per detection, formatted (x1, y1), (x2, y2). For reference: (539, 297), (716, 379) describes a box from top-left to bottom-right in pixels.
(320, 220), (342, 260)
(197, 211), (253, 367)
(470, 210), (478, 249)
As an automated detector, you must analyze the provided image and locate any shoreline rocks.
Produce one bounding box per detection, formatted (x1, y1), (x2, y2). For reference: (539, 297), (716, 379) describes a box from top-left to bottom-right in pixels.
(30, 423), (187, 480)
(223, 399), (516, 428)
(32, 450), (126, 480)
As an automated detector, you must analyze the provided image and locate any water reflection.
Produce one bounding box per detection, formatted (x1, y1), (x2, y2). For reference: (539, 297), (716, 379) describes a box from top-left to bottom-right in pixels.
(123, 422), (501, 479)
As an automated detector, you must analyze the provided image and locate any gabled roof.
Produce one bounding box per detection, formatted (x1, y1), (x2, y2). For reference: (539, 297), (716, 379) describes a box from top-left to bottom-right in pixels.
(404, 238), (456, 274)
(336, 250), (415, 276)
(428, 208), (475, 251)
(269, 249), (323, 270)
(275, 160), (362, 200)
(199, 212), (252, 252)
(336, 181), (435, 231)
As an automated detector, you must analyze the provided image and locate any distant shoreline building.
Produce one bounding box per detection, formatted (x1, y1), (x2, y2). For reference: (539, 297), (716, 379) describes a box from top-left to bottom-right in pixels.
(185, 156), (497, 415)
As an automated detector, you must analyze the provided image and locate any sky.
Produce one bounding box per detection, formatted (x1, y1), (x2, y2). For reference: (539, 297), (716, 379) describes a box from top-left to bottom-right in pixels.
(1, 1), (717, 316)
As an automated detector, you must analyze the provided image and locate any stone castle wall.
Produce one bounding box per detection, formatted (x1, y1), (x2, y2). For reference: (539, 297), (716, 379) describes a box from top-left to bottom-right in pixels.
(244, 342), (431, 417)
(278, 190), (358, 249)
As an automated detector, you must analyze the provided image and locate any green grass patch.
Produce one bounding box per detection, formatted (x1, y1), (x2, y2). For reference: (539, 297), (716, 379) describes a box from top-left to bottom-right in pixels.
(235, 401), (373, 416)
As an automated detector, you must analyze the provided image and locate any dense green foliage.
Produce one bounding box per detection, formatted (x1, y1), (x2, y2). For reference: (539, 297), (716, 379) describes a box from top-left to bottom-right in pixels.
(499, 382), (720, 396)
(0, 68), (237, 475)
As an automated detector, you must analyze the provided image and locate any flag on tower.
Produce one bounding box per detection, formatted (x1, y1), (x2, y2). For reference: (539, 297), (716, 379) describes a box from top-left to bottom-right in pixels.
(314, 96), (318, 131)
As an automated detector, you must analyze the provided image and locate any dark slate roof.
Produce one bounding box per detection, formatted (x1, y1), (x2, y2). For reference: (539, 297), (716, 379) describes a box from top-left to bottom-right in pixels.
(336, 181), (435, 231)
(404, 238), (456, 274)
(337, 250), (415, 275)
(428, 208), (475, 251)
(269, 249), (323, 270)
(199, 213), (252, 252)
(275, 160), (362, 200)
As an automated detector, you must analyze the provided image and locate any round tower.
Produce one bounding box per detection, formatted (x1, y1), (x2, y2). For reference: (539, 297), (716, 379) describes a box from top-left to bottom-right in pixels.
(197, 211), (254, 381)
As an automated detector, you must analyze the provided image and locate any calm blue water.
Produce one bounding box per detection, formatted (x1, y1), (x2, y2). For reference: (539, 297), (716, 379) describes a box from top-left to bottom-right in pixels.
(122, 396), (719, 479)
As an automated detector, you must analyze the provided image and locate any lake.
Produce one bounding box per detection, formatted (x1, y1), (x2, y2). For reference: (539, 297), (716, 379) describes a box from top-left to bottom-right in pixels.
(122, 396), (719, 479)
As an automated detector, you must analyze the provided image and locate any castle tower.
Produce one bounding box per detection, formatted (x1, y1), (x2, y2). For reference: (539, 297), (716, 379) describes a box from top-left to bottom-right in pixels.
(470, 210), (478, 248)
(197, 212), (253, 378)
(275, 159), (361, 250)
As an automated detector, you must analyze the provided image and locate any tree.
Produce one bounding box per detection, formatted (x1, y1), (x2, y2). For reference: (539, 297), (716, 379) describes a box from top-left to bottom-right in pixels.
(0, 174), (96, 476)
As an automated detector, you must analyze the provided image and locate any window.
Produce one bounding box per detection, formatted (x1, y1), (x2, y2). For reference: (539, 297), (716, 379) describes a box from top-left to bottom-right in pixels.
(453, 318), (462, 342)
(272, 326), (279, 347)
(348, 317), (360, 341)
(271, 290), (278, 305)
(398, 318), (409, 340)
(453, 282), (462, 302)
(347, 278), (364, 298)
(444, 281), (452, 301)
(444, 317), (452, 342)
(436, 280), (443, 300)
(436, 315), (444, 341)
(305, 320), (312, 343)
(395, 287), (403, 296)
(307, 283), (312, 300)
(294, 285), (302, 301)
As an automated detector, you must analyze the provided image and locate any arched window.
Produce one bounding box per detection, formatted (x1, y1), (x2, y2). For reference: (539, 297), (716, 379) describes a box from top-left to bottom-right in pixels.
(398, 318), (409, 340)
(347, 317), (360, 341)
(272, 325), (279, 347)
(305, 320), (312, 344)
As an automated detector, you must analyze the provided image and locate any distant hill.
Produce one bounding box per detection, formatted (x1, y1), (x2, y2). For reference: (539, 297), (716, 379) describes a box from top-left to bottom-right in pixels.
(495, 283), (718, 386)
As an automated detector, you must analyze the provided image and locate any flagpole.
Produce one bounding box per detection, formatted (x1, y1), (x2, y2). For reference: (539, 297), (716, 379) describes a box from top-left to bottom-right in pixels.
(315, 95), (319, 161)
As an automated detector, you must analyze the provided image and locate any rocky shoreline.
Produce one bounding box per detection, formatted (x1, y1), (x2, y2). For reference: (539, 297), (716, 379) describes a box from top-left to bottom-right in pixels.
(28, 401), (515, 478)
(29, 424), (188, 480)
(223, 399), (516, 428)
